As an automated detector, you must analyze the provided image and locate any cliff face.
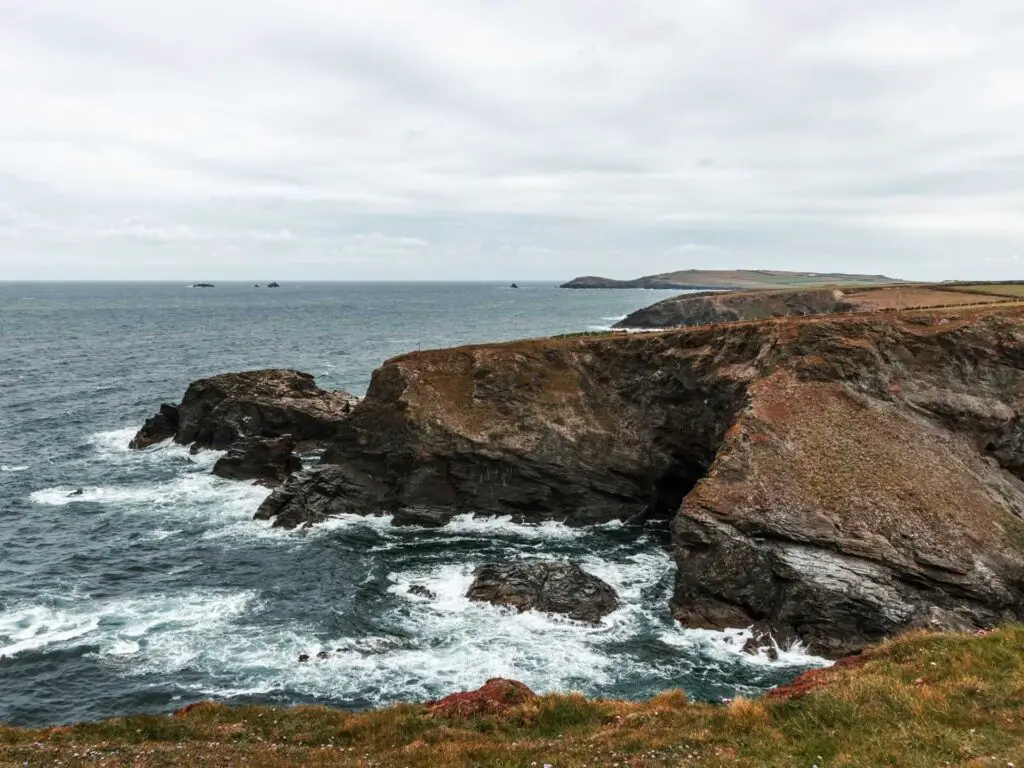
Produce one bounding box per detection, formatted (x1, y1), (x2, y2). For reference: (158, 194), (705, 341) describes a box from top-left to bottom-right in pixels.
(615, 288), (855, 329)
(560, 269), (898, 291)
(258, 308), (1024, 655)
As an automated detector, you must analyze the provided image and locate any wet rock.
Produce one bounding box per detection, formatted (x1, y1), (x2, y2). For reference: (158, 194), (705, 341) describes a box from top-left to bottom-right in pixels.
(67, 489), (84, 498)
(298, 654), (310, 663)
(212, 435), (303, 486)
(129, 404), (179, 449)
(408, 585), (436, 599)
(316, 651), (330, 660)
(254, 464), (387, 529)
(466, 562), (619, 623)
(426, 678), (537, 719)
(741, 634), (779, 662)
(130, 369), (359, 451)
(267, 282), (280, 288)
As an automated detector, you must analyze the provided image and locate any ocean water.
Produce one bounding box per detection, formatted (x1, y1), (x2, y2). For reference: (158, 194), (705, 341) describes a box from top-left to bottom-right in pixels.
(0, 281), (827, 727)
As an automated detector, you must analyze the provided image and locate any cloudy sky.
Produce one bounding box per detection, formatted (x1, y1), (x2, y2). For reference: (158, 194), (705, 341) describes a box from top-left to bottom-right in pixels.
(2, 1), (1023, 281)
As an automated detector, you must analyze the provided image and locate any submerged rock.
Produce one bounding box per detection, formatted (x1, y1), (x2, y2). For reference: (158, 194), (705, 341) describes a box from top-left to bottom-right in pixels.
(212, 435), (303, 486)
(466, 562), (619, 622)
(408, 585), (436, 599)
(130, 369), (358, 451)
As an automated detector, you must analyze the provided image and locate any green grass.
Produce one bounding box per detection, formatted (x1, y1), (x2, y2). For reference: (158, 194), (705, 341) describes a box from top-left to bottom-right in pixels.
(945, 282), (1024, 297)
(3, 628), (1024, 766)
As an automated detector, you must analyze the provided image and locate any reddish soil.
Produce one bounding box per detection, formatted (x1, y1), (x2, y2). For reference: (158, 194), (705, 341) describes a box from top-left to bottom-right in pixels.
(426, 678), (538, 718)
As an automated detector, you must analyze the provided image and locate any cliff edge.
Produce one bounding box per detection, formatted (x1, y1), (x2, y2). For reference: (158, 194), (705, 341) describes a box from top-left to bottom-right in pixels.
(257, 307), (1024, 655)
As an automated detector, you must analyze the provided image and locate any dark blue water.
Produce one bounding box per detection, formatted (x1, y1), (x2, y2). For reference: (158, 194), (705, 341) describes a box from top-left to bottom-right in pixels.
(0, 281), (825, 727)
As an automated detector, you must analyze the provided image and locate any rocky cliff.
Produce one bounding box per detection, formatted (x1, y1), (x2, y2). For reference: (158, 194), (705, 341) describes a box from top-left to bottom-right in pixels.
(256, 307), (1024, 655)
(560, 269), (898, 290)
(615, 288), (856, 329)
(131, 369), (358, 451)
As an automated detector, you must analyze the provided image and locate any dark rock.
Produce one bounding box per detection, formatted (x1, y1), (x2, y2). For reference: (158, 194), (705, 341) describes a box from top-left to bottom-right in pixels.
(298, 654), (310, 663)
(615, 288), (856, 330)
(254, 464), (386, 529)
(191, 283), (215, 288)
(408, 585), (436, 599)
(741, 634), (779, 662)
(466, 562), (619, 622)
(212, 435), (303, 486)
(129, 404), (179, 449)
(67, 489), (84, 498)
(316, 651), (330, 660)
(130, 369), (359, 452)
(510, 283), (519, 289)
(267, 282), (280, 288)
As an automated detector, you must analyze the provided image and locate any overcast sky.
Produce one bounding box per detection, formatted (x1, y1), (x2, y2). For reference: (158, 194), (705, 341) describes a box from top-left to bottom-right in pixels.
(2, 1), (1023, 281)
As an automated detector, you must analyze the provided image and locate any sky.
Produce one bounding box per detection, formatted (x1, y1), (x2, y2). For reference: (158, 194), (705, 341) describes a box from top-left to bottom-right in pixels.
(1, 1), (1023, 282)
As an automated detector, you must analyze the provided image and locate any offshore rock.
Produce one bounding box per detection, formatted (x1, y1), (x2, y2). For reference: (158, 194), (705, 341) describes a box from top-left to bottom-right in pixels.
(130, 369), (359, 451)
(467, 561), (619, 622)
(212, 435), (303, 486)
(250, 307), (1024, 655)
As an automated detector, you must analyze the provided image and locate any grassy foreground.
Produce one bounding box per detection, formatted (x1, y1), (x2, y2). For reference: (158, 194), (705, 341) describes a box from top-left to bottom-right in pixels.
(4, 629), (1024, 767)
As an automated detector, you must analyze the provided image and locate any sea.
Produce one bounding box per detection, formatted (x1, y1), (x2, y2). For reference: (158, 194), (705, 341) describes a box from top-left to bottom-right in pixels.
(0, 281), (827, 727)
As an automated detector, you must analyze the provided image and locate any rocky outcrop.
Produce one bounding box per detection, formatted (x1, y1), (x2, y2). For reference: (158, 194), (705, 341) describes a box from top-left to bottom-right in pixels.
(212, 436), (303, 486)
(466, 562), (619, 622)
(615, 288), (856, 329)
(129, 404), (180, 449)
(131, 369), (359, 451)
(255, 307), (1024, 655)
(426, 678), (537, 719)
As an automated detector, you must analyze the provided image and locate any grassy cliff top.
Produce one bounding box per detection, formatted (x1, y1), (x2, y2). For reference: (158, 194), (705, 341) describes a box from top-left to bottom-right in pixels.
(560, 269), (901, 290)
(3, 627), (1023, 766)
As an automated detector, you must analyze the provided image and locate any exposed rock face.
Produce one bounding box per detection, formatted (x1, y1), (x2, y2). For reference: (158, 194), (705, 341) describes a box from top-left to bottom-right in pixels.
(212, 436), (303, 486)
(426, 678), (537, 719)
(257, 307), (1024, 654)
(466, 562), (619, 622)
(615, 289), (856, 329)
(129, 404), (179, 449)
(131, 369), (359, 451)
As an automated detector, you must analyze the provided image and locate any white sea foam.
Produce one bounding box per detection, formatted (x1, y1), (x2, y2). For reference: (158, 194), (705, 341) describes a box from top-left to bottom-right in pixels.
(0, 591), (254, 660)
(1, 465), (29, 472)
(657, 625), (831, 670)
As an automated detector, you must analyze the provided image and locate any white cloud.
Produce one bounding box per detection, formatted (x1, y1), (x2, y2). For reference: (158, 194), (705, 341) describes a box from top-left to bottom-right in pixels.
(0, 0), (1023, 280)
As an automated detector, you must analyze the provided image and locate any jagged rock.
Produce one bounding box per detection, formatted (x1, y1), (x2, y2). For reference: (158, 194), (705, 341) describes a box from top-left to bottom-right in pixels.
(267, 282), (280, 288)
(259, 306), (1024, 655)
(254, 464), (386, 529)
(129, 404), (179, 449)
(212, 435), (303, 486)
(408, 585), (436, 599)
(130, 369), (358, 451)
(466, 562), (619, 622)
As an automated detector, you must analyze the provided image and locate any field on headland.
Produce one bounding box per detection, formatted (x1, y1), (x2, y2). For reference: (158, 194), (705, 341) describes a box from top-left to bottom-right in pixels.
(2, 627), (1023, 767)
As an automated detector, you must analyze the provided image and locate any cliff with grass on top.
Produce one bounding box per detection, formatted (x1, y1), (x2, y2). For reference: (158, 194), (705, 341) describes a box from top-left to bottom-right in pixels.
(3, 627), (1024, 766)
(257, 305), (1024, 657)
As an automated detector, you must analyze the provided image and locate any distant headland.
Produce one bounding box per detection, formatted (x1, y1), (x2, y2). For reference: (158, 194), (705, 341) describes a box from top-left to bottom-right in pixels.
(560, 269), (900, 290)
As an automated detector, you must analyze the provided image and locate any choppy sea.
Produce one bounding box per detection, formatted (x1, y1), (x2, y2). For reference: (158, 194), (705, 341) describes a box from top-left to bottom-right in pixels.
(0, 281), (826, 727)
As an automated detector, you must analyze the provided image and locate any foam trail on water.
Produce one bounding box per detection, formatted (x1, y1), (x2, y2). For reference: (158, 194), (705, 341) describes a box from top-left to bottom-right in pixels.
(1, 465), (28, 472)
(0, 591), (255, 660)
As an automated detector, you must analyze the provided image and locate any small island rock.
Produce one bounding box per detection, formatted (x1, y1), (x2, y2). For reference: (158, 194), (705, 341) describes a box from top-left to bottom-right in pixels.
(466, 562), (619, 622)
